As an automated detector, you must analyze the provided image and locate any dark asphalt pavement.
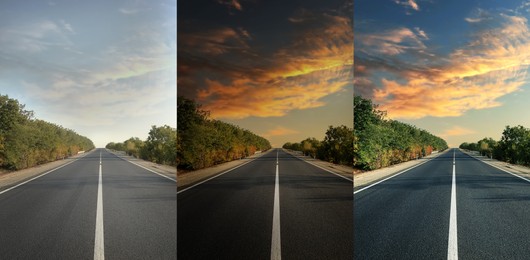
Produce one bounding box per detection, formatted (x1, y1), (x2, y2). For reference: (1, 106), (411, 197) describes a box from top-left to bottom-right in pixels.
(0, 148), (176, 259)
(177, 148), (353, 259)
(354, 148), (530, 259)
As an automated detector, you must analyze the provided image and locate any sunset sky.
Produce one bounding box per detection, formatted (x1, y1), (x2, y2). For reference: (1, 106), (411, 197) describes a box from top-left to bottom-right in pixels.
(0, 0), (176, 147)
(178, 0), (353, 147)
(355, 0), (530, 147)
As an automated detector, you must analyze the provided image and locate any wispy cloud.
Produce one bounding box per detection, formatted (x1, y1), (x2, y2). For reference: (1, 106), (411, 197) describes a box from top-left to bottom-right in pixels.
(357, 12), (530, 119)
(358, 27), (428, 56)
(119, 8), (139, 15)
(179, 11), (352, 119)
(0, 20), (72, 53)
(394, 0), (420, 12)
(217, 0), (243, 12)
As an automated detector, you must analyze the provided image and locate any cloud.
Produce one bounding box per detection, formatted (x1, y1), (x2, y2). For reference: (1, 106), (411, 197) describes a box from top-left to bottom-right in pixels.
(357, 13), (530, 119)
(394, 0), (420, 12)
(217, 0), (243, 12)
(179, 27), (251, 56)
(261, 126), (300, 137)
(0, 20), (73, 53)
(438, 126), (477, 138)
(358, 27), (428, 56)
(119, 8), (139, 14)
(179, 11), (352, 119)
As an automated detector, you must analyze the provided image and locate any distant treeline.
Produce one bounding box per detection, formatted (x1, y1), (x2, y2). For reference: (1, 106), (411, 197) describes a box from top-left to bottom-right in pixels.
(460, 125), (530, 166)
(282, 125), (354, 166)
(354, 95), (448, 170)
(106, 125), (177, 166)
(0, 94), (95, 170)
(177, 96), (271, 170)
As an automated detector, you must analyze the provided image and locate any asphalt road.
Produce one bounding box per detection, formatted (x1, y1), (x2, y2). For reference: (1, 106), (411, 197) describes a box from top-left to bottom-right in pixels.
(177, 148), (353, 259)
(354, 148), (530, 259)
(0, 148), (176, 259)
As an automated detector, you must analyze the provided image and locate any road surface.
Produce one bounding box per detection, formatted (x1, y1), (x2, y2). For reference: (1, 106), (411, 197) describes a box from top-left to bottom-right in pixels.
(354, 148), (530, 259)
(0, 148), (176, 259)
(177, 148), (353, 259)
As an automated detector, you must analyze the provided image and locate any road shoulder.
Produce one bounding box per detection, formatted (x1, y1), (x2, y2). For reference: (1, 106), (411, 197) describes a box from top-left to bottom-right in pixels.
(460, 149), (530, 180)
(282, 149), (353, 181)
(176, 149), (273, 189)
(354, 150), (448, 189)
(105, 149), (176, 181)
(0, 150), (95, 193)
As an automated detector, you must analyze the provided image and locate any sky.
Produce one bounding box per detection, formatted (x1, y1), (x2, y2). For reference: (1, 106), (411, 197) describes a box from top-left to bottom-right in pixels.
(0, 0), (176, 148)
(355, 0), (530, 147)
(178, 0), (353, 148)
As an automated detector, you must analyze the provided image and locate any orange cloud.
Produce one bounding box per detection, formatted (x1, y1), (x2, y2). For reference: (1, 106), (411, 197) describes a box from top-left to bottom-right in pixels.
(365, 14), (530, 119)
(261, 126), (300, 137)
(438, 126), (477, 137)
(190, 12), (353, 119)
(198, 67), (350, 119)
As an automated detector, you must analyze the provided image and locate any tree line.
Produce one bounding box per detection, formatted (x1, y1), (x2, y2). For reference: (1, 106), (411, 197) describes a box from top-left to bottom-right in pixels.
(106, 125), (177, 166)
(176, 96), (271, 170)
(460, 125), (530, 166)
(1, 94), (95, 170)
(353, 95), (448, 170)
(282, 125), (354, 166)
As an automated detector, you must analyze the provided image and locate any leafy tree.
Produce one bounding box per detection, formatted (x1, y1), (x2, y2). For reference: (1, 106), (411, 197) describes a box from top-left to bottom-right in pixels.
(1, 94), (94, 170)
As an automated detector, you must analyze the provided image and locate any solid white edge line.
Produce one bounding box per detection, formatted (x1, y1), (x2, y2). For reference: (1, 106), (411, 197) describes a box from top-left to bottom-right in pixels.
(353, 150), (447, 194)
(460, 149), (530, 183)
(94, 155), (105, 260)
(0, 150), (92, 195)
(105, 149), (176, 183)
(448, 149), (458, 260)
(176, 150), (271, 194)
(271, 154), (281, 260)
(283, 149), (353, 182)
(126, 159), (176, 183)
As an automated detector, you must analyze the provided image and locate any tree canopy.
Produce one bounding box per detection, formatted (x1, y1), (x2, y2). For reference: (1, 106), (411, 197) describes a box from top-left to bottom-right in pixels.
(283, 125), (354, 166)
(353, 95), (448, 170)
(106, 125), (177, 166)
(1, 94), (95, 170)
(175, 96), (271, 170)
(461, 125), (530, 166)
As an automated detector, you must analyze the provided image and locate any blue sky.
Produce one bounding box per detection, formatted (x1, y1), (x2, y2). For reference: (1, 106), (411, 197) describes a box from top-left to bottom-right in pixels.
(355, 0), (530, 147)
(0, 0), (176, 147)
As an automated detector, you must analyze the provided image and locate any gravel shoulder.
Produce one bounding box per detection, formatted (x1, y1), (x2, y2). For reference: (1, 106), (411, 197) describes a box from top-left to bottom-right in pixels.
(106, 149), (176, 181)
(0, 149), (96, 193)
(354, 149), (448, 189)
(177, 149), (273, 190)
(282, 149), (353, 181)
(460, 149), (530, 180)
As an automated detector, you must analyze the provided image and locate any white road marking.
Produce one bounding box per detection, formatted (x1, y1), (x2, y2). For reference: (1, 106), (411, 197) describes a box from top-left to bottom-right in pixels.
(462, 150), (530, 183)
(353, 150), (446, 194)
(125, 159), (176, 183)
(105, 149), (176, 183)
(94, 151), (105, 260)
(177, 150), (271, 194)
(284, 150), (353, 182)
(448, 149), (458, 260)
(271, 149), (281, 260)
(0, 150), (91, 195)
